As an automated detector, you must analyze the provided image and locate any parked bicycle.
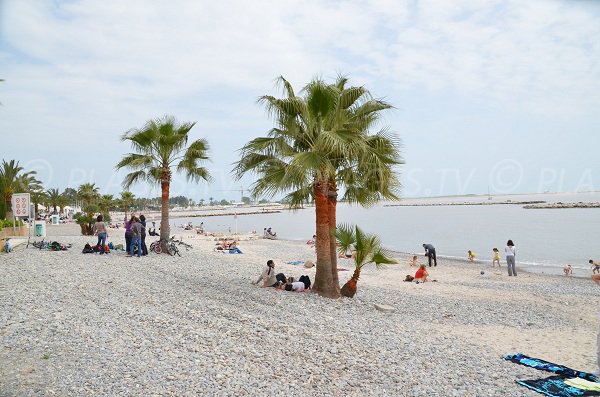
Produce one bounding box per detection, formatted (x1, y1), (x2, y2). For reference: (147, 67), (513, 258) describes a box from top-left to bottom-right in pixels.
(150, 237), (181, 256)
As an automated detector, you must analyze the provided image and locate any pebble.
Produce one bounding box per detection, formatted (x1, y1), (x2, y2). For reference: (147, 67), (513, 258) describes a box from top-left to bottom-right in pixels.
(0, 234), (596, 396)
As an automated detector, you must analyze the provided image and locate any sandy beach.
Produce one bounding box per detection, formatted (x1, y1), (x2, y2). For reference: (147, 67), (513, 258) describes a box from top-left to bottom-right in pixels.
(1, 223), (598, 396)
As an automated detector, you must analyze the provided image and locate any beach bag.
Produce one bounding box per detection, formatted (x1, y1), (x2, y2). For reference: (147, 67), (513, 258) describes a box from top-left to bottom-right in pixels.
(404, 275), (414, 282)
(82, 243), (94, 254)
(104, 245), (110, 253)
(108, 242), (114, 250)
(303, 260), (315, 268)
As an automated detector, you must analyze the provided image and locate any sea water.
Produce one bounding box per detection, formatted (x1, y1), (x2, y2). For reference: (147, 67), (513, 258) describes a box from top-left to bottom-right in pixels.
(172, 192), (600, 277)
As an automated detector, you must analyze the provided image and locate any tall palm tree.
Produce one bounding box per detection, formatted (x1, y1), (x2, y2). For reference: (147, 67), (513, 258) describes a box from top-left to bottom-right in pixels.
(77, 183), (99, 207)
(234, 76), (402, 298)
(30, 189), (47, 219)
(46, 188), (62, 214)
(0, 160), (38, 219)
(116, 115), (212, 250)
(335, 223), (397, 298)
(99, 194), (115, 218)
(119, 191), (135, 221)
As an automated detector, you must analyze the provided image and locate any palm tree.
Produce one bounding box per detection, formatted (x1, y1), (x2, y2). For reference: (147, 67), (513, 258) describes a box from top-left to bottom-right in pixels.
(99, 194), (115, 218)
(335, 223), (397, 298)
(119, 191), (135, 222)
(234, 76), (402, 298)
(46, 188), (62, 214)
(116, 115), (212, 250)
(30, 189), (47, 219)
(0, 160), (38, 219)
(77, 183), (99, 207)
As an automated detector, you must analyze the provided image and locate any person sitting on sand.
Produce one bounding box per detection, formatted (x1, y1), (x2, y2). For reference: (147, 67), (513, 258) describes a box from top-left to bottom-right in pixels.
(252, 260), (277, 287)
(414, 264), (430, 282)
(591, 260), (600, 274)
(408, 255), (419, 267)
(563, 264), (573, 277)
(492, 248), (501, 267)
(307, 235), (316, 247)
(468, 250), (476, 262)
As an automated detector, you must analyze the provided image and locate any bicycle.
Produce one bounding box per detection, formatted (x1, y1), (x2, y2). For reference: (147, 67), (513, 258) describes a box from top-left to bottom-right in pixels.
(150, 237), (181, 256)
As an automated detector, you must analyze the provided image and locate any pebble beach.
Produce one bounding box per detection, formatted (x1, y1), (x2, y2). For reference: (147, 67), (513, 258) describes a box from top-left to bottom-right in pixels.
(1, 224), (598, 396)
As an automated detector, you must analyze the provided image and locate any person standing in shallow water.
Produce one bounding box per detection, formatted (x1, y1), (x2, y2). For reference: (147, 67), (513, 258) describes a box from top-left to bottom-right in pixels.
(505, 240), (516, 276)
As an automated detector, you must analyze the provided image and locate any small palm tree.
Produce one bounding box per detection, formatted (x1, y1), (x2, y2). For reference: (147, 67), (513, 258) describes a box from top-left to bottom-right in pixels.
(0, 160), (38, 219)
(46, 188), (62, 214)
(77, 183), (99, 207)
(30, 189), (47, 219)
(335, 223), (397, 298)
(119, 191), (135, 221)
(116, 115), (212, 250)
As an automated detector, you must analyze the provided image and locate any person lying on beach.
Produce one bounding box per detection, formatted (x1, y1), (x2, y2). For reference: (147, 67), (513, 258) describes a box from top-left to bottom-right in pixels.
(590, 260), (600, 274)
(228, 241), (242, 254)
(414, 264), (430, 282)
(252, 260), (277, 287)
(563, 264), (573, 277)
(468, 250), (476, 262)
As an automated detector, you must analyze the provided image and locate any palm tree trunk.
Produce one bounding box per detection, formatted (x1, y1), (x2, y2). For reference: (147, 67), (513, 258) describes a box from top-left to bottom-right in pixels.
(160, 180), (170, 251)
(312, 180), (339, 298)
(327, 181), (340, 295)
(5, 196), (13, 220)
(340, 268), (361, 298)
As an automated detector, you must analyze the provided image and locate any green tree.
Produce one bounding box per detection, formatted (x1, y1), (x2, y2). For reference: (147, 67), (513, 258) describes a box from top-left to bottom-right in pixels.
(0, 160), (39, 219)
(116, 115), (212, 251)
(75, 183), (100, 235)
(119, 191), (135, 222)
(334, 223), (397, 298)
(30, 189), (47, 219)
(99, 194), (115, 220)
(77, 183), (99, 206)
(234, 76), (402, 298)
(46, 188), (62, 214)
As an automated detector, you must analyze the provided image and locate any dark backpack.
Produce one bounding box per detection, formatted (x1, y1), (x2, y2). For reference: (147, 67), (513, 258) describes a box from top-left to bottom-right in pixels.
(82, 243), (94, 254)
(404, 275), (414, 282)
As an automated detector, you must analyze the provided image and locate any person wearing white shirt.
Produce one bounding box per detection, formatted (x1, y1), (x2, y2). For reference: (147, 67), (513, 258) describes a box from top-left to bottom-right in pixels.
(505, 239), (516, 276)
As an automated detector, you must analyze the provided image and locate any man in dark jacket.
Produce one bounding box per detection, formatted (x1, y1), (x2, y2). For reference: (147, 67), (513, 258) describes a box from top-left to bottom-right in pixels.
(423, 243), (437, 267)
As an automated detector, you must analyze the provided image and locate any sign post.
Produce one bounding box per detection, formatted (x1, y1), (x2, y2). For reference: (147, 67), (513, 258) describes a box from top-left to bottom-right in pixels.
(11, 193), (30, 236)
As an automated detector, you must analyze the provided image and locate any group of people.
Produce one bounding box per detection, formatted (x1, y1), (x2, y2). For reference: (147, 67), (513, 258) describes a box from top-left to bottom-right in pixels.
(420, 240), (518, 276)
(251, 260), (311, 291)
(215, 240), (242, 254)
(124, 214), (148, 257)
(263, 227), (277, 239)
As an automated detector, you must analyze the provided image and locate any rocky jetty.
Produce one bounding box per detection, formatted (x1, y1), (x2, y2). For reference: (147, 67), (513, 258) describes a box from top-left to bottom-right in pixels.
(523, 202), (600, 209)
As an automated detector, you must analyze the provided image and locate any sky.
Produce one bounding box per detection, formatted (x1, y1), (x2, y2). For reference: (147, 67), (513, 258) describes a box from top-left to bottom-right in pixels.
(1, 0), (599, 202)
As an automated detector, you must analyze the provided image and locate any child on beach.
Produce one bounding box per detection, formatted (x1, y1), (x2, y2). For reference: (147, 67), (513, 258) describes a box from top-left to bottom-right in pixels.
(492, 248), (500, 267)
(468, 250), (476, 262)
(409, 255), (419, 267)
(563, 264), (573, 277)
(590, 260), (600, 274)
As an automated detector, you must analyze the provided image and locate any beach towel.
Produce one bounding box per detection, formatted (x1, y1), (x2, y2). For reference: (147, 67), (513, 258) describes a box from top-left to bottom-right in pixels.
(286, 261), (304, 265)
(504, 353), (600, 397)
(504, 354), (599, 382)
(517, 376), (600, 397)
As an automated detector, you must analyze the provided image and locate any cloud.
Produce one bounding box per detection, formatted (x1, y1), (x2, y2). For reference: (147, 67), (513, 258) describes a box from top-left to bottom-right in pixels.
(0, 0), (598, 196)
